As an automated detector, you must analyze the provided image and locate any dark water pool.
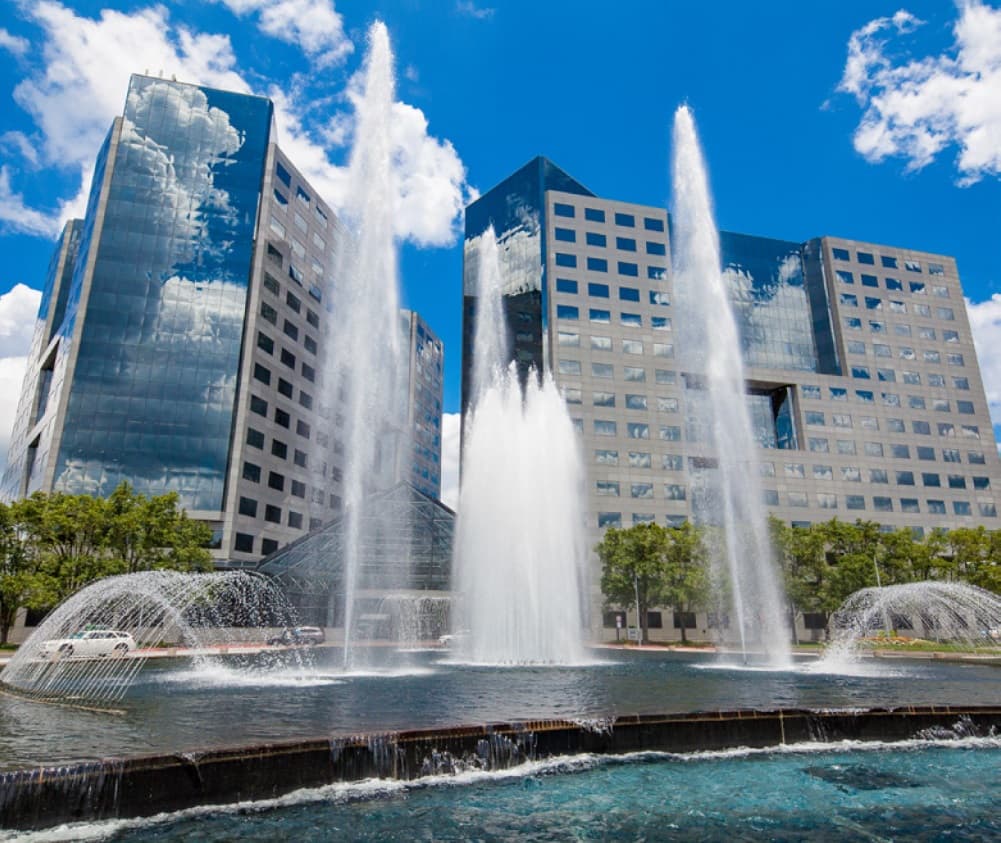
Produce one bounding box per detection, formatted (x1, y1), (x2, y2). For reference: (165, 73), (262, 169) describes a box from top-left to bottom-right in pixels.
(1, 648), (998, 769)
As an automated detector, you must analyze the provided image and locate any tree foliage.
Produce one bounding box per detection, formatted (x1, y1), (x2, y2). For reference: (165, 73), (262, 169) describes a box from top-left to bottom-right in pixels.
(603, 516), (1001, 645)
(0, 483), (213, 643)
(597, 522), (710, 643)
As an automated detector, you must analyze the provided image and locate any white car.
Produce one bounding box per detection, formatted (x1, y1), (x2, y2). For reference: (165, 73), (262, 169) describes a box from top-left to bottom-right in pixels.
(40, 630), (136, 660)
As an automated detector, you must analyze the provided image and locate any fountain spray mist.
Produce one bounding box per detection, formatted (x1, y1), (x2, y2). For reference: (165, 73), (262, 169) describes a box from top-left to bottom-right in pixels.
(324, 22), (406, 666)
(671, 105), (791, 667)
(454, 228), (590, 664)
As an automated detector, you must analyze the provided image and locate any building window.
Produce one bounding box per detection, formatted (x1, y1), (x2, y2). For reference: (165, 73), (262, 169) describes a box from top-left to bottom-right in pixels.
(586, 232), (606, 247)
(246, 428), (265, 449)
(554, 202), (575, 218)
(589, 308), (610, 323)
(556, 278), (578, 294)
(555, 253), (577, 268)
(554, 227), (576, 242)
(588, 282), (610, 298)
(627, 423), (650, 439)
(614, 213), (635, 227)
(616, 237), (636, 251)
(238, 497), (258, 517)
(242, 462), (261, 483)
(587, 256), (608, 272)
(271, 439), (288, 459)
(234, 533), (254, 553)
(618, 262), (639, 277)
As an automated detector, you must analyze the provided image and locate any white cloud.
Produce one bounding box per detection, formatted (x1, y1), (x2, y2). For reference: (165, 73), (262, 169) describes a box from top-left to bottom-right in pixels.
(0, 284), (42, 358)
(440, 411), (461, 509)
(0, 166), (62, 237)
(456, 1), (495, 20)
(0, 131), (40, 167)
(837, 1), (1001, 184)
(0, 284), (42, 476)
(3, 1), (470, 247)
(966, 295), (1001, 430)
(0, 27), (29, 56)
(216, 0), (352, 67)
(0, 356), (29, 477)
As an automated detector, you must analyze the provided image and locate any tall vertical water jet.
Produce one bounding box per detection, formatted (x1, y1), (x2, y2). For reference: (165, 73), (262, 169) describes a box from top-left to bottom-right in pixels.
(671, 105), (791, 667)
(453, 232), (589, 664)
(469, 226), (509, 402)
(323, 22), (407, 666)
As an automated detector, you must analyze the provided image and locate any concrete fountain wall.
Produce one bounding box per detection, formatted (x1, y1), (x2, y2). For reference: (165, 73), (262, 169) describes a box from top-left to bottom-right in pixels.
(1, 705), (999, 831)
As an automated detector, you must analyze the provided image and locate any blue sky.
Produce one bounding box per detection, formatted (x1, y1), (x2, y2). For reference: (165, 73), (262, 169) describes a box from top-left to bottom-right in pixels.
(0, 0), (999, 498)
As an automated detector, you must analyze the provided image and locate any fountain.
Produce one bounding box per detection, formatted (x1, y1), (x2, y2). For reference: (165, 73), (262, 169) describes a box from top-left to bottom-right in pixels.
(0, 571), (304, 707)
(670, 105), (791, 667)
(452, 228), (590, 664)
(819, 582), (1001, 670)
(321, 22), (410, 667)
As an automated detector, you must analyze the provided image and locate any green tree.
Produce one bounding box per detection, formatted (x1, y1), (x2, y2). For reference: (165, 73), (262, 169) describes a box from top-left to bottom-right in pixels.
(770, 516), (827, 642)
(16, 491), (113, 600)
(597, 523), (668, 644)
(105, 483), (213, 574)
(816, 519), (883, 613)
(947, 526), (1001, 594)
(4, 484), (214, 627)
(660, 522), (709, 643)
(0, 502), (57, 645)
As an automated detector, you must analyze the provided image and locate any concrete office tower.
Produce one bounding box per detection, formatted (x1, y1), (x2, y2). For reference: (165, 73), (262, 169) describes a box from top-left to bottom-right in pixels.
(401, 310), (445, 502)
(3, 75), (444, 566)
(461, 157), (1001, 642)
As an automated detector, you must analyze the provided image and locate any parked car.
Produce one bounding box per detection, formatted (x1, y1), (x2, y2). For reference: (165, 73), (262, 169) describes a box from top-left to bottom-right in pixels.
(267, 626), (326, 646)
(40, 630), (136, 660)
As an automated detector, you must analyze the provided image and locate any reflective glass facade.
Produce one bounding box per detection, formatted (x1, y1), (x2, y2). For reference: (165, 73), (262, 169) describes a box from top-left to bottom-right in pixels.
(5, 75), (448, 570)
(52, 77), (273, 510)
(462, 157), (593, 413)
(719, 232), (819, 372)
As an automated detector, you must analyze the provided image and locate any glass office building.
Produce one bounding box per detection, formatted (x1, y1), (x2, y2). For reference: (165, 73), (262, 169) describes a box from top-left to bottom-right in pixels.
(462, 157), (1001, 636)
(3, 75), (444, 566)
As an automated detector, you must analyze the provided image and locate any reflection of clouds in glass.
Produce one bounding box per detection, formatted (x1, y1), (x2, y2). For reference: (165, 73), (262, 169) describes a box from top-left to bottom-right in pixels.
(121, 79), (243, 267)
(53, 79), (261, 511)
(777, 253), (802, 285)
(722, 251), (816, 371)
(153, 274), (246, 348)
(463, 207), (542, 298)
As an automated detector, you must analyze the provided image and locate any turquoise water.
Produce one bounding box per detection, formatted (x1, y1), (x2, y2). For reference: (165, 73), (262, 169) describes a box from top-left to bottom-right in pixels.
(21, 740), (999, 841)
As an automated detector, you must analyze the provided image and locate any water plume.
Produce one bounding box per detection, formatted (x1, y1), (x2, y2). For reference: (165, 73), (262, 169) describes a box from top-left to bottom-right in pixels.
(453, 229), (589, 664)
(670, 105), (791, 667)
(323, 21), (408, 666)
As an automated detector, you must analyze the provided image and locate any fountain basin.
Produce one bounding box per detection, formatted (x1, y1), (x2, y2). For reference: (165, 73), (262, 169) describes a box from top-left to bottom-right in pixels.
(1, 705), (999, 831)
